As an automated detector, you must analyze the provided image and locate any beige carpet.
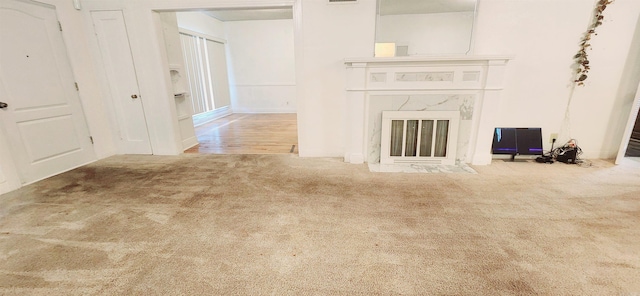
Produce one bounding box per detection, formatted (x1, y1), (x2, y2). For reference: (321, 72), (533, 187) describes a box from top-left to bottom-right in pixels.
(0, 154), (639, 295)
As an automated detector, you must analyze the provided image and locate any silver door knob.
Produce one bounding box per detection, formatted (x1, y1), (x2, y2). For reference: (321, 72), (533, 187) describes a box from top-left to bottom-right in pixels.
(131, 94), (138, 99)
(0, 102), (7, 109)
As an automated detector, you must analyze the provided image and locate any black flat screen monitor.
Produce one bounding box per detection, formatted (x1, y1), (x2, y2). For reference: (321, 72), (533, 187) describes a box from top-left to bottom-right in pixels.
(492, 128), (543, 159)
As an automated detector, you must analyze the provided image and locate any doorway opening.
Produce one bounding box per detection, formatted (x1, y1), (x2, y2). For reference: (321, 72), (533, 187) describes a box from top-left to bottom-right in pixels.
(185, 113), (298, 154)
(157, 8), (298, 155)
(624, 109), (640, 157)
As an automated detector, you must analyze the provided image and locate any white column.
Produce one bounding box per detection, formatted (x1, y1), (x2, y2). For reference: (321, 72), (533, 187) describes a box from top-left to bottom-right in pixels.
(472, 59), (509, 165)
(344, 62), (367, 163)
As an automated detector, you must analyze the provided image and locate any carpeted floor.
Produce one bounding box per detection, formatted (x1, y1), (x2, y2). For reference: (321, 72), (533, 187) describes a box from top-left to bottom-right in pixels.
(0, 154), (639, 295)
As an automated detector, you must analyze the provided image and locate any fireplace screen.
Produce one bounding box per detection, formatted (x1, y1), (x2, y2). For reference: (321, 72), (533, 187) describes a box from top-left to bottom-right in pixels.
(381, 111), (459, 165)
(390, 119), (450, 157)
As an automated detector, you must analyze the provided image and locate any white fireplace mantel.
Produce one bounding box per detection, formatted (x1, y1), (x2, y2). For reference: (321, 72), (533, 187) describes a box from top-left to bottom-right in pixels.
(344, 55), (513, 166)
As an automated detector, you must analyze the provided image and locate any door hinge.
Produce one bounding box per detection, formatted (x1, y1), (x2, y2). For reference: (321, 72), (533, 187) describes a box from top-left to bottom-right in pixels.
(89, 136), (94, 144)
(58, 21), (62, 31)
(74, 82), (79, 91)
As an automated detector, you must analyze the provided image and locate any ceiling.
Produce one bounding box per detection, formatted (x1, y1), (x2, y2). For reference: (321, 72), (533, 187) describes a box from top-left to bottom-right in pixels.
(379, 0), (477, 16)
(203, 8), (292, 22)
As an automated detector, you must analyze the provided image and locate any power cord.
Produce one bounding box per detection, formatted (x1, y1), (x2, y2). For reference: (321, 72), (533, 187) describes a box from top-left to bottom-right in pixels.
(552, 139), (582, 164)
(537, 138), (589, 166)
(535, 138), (557, 163)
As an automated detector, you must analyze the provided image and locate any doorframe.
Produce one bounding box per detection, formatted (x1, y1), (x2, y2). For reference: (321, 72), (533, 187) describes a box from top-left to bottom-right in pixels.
(0, 127), (20, 194)
(90, 10), (155, 154)
(82, 0), (301, 156)
(150, 2), (302, 155)
(615, 80), (640, 164)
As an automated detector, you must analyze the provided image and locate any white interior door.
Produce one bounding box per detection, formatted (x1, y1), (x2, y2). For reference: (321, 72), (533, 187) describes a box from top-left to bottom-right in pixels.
(615, 80), (640, 164)
(0, 0), (96, 185)
(91, 11), (152, 154)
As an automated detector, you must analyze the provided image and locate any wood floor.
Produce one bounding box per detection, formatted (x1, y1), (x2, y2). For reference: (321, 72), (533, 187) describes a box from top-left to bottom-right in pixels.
(185, 113), (298, 154)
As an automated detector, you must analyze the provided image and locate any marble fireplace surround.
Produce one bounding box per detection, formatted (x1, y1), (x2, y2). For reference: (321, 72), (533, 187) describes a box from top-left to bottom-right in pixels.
(344, 56), (512, 166)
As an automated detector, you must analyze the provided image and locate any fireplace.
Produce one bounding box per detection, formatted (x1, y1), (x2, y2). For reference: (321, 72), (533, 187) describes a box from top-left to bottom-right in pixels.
(344, 56), (512, 166)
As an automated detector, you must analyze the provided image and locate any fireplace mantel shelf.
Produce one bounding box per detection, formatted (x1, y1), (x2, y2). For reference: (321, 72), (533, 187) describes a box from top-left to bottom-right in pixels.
(344, 55), (514, 65)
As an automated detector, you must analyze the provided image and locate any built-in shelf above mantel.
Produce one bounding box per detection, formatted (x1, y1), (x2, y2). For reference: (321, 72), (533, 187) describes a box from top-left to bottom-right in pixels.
(343, 55), (513, 166)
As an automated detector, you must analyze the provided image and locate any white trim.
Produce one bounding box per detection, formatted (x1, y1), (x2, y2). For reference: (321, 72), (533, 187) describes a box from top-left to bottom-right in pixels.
(178, 28), (227, 44)
(345, 55), (514, 65)
(182, 136), (199, 151)
(616, 80), (640, 164)
(192, 106), (232, 127)
(231, 108), (297, 114)
(327, 0), (358, 5)
(83, 0), (296, 11)
(232, 84), (297, 87)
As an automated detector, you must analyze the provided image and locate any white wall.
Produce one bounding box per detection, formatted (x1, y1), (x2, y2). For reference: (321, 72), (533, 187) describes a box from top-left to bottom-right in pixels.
(376, 12), (474, 56)
(297, 0), (377, 157)
(474, 0), (640, 158)
(176, 11), (225, 39)
(160, 12), (198, 150)
(225, 19), (296, 113)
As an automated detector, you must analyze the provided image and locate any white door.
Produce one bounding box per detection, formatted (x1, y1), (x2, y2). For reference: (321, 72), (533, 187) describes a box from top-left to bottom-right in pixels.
(615, 80), (640, 164)
(91, 11), (152, 154)
(0, 0), (96, 185)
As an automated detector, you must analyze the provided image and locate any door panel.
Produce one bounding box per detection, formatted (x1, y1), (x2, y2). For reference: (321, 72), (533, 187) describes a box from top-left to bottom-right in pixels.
(18, 115), (80, 162)
(91, 11), (152, 154)
(0, 0), (95, 184)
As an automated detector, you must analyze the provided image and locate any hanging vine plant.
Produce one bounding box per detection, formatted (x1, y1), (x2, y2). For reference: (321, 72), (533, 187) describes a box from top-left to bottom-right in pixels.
(573, 0), (614, 86)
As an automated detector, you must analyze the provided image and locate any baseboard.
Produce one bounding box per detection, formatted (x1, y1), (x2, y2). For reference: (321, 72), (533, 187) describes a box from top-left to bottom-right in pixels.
(182, 136), (199, 151)
(232, 109), (297, 114)
(193, 106), (232, 127)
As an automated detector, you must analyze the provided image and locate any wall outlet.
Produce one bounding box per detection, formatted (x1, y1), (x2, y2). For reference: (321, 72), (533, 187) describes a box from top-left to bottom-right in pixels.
(550, 133), (558, 143)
